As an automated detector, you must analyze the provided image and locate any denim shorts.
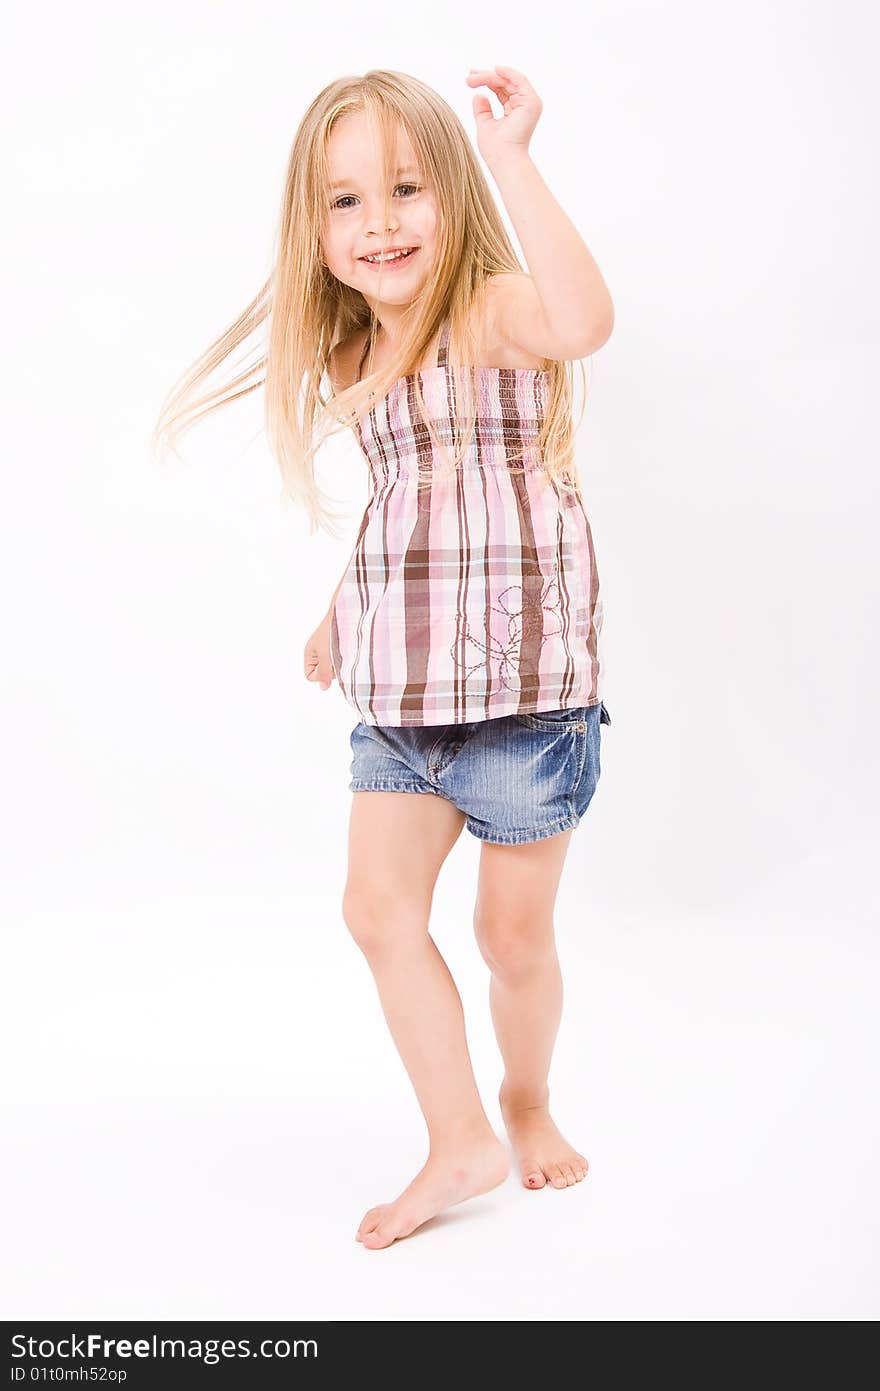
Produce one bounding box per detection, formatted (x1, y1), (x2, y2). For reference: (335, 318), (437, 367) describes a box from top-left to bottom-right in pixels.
(348, 701), (612, 846)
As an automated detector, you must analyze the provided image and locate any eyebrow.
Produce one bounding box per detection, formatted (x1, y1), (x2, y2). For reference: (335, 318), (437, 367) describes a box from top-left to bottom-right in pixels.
(328, 166), (421, 190)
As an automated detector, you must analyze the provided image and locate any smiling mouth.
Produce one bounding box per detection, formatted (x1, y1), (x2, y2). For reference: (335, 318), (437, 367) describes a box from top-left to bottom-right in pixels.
(359, 247), (419, 265)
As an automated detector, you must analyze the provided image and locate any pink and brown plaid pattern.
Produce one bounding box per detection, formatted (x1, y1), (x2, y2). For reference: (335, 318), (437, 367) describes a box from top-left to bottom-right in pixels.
(329, 320), (606, 727)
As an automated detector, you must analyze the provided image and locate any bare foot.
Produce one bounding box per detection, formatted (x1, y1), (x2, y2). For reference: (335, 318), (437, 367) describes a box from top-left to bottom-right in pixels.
(356, 1134), (509, 1250)
(499, 1088), (589, 1191)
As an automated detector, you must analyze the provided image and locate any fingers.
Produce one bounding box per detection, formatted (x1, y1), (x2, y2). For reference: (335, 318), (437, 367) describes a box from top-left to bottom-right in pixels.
(306, 662), (334, 690)
(467, 64), (523, 81)
(466, 67), (540, 116)
(466, 64), (528, 100)
(467, 69), (514, 103)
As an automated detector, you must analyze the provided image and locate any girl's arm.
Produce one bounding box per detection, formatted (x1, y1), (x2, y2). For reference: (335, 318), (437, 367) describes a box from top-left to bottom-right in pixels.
(466, 65), (614, 361)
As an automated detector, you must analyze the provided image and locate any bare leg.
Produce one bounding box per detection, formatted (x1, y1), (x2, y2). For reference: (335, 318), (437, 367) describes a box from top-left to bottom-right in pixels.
(344, 790), (508, 1249)
(474, 831), (589, 1191)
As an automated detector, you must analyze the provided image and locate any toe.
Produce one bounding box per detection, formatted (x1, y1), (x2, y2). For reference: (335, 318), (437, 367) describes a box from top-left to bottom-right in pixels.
(550, 1165), (567, 1189)
(356, 1204), (387, 1241)
(563, 1164), (577, 1186)
(363, 1214), (408, 1250)
(362, 1228), (394, 1250)
(523, 1168), (546, 1189)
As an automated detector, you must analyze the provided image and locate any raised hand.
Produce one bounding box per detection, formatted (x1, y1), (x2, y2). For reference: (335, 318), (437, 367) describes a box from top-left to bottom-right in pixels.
(465, 64), (543, 166)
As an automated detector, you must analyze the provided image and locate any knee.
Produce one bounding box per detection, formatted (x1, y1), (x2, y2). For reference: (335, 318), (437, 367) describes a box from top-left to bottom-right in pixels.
(473, 912), (556, 983)
(342, 883), (427, 960)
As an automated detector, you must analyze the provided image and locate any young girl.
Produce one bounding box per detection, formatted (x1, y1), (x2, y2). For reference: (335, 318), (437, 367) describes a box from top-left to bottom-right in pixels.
(155, 65), (614, 1251)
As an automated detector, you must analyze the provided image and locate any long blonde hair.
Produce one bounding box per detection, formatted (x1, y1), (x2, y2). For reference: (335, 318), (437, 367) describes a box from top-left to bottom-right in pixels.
(152, 69), (588, 538)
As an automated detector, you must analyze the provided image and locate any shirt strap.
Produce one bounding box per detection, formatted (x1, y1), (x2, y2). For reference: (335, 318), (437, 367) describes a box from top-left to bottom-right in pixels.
(436, 317), (450, 368)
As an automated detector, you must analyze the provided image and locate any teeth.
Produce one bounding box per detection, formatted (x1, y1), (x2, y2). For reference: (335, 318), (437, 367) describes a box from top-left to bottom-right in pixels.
(362, 248), (413, 263)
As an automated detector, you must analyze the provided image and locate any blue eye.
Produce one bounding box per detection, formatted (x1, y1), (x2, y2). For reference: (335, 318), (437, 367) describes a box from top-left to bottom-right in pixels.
(331, 182), (422, 211)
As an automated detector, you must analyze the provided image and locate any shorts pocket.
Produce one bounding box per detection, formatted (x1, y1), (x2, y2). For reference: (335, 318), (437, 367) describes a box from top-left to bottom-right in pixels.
(514, 705), (588, 733)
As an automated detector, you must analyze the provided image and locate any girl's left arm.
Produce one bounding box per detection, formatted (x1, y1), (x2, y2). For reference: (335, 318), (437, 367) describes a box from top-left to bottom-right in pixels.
(466, 64), (615, 361)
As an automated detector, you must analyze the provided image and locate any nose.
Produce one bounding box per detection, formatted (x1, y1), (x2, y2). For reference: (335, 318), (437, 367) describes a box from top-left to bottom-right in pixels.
(363, 204), (399, 236)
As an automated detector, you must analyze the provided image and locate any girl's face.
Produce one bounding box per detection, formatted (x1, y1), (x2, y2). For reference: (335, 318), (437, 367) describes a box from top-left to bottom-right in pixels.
(321, 113), (439, 312)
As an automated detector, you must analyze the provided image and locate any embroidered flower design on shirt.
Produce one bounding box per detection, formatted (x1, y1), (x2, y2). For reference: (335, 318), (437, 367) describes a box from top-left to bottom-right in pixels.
(450, 577), (564, 692)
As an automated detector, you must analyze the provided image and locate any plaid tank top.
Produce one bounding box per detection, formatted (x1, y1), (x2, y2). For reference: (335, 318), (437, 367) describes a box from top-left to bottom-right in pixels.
(329, 318), (606, 728)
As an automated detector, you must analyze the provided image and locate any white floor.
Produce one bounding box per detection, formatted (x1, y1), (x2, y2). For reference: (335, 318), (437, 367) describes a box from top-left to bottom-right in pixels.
(4, 821), (878, 1321)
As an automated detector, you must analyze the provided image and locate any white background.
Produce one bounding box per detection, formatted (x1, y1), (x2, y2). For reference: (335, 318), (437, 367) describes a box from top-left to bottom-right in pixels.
(3, 0), (878, 1321)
